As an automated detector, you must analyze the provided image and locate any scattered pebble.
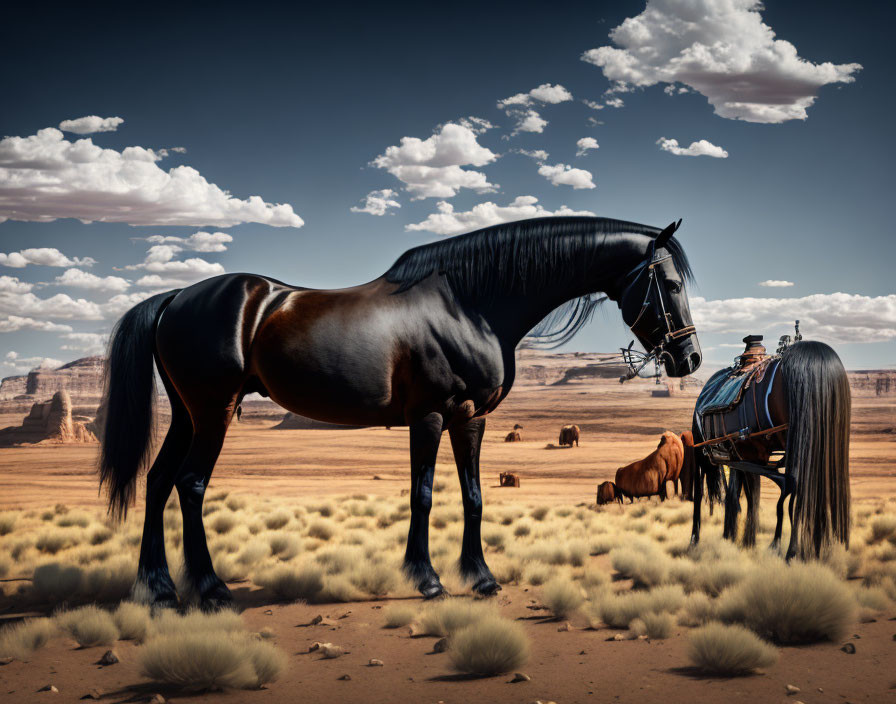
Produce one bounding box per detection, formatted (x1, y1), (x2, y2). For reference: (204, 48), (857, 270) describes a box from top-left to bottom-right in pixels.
(368, 658), (384, 666)
(338, 674), (351, 681)
(264, 609), (273, 615)
(0, 657), (13, 666)
(149, 695), (166, 704)
(38, 684), (58, 693)
(321, 643), (345, 659)
(579, 650), (586, 655)
(557, 622), (574, 632)
(97, 650), (119, 666)
(613, 633), (625, 641)
(510, 672), (531, 683)
(786, 684), (800, 695)
(79, 689), (102, 700)
(259, 627), (275, 639)
(433, 637), (449, 653)
(841, 643), (856, 654)
(338, 611), (352, 619)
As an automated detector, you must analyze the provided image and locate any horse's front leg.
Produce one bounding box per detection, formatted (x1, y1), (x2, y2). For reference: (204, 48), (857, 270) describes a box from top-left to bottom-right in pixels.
(403, 412), (445, 599)
(448, 417), (500, 596)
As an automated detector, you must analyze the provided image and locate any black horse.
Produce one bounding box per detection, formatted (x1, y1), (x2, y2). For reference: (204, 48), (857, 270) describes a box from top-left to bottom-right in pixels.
(99, 216), (701, 610)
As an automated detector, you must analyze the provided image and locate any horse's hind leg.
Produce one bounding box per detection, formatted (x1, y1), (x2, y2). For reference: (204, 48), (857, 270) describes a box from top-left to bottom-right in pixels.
(770, 488), (786, 552)
(134, 382), (191, 608)
(403, 412), (445, 599)
(741, 473), (760, 549)
(174, 405), (236, 610)
(723, 470), (741, 542)
(449, 417), (499, 596)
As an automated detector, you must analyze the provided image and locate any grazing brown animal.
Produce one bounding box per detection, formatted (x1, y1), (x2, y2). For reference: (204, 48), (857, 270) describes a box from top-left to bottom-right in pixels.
(558, 424), (580, 447)
(614, 431), (684, 502)
(504, 424), (523, 442)
(596, 481), (619, 505)
(499, 472), (521, 487)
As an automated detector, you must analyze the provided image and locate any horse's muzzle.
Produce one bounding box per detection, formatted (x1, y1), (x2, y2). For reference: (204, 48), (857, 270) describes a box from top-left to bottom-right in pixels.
(664, 334), (702, 378)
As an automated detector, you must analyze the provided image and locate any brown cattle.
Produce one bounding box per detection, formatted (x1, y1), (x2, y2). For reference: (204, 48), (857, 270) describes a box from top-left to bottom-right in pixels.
(558, 424), (580, 447)
(499, 472), (521, 487)
(504, 423), (523, 442)
(614, 431), (684, 502)
(596, 481), (619, 505)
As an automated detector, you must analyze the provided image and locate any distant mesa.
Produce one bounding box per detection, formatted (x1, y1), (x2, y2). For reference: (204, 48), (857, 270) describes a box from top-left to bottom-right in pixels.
(0, 390), (98, 446)
(0, 355), (104, 405)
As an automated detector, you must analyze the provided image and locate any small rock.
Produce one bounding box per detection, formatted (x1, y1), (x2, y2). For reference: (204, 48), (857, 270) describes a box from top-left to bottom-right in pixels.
(785, 684), (800, 695)
(368, 658), (384, 666)
(38, 684), (58, 693)
(613, 633), (625, 641)
(97, 650), (119, 666)
(149, 695), (166, 704)
(338, 611), (352, 619)
(321, 643), (345, 659)
(557, 621), (574, 632)
(264, 609), (273, 615)
(310, 614), (323, 625)
(259, 627), (275, 639)
(637, 635), (649, 641)
(79, 689), (102, 700)
(579, 650), (586, 655)
(372, 475), (382, 480)
(433, 637), (449, 653)
(852, 633), (861, 639)
(0, 657), (13, 666)
(510, 672), (531, 683)
(338, 674), (351, 681)
(818, 688), (824, 693)
(841, 642), (856, 654)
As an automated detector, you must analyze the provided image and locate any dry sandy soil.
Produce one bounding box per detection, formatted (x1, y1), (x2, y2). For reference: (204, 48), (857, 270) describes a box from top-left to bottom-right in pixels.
(0, 368), (894, 703)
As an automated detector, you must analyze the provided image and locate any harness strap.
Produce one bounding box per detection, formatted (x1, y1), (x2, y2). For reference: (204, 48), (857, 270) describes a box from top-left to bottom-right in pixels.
(692, 423), (789, 449)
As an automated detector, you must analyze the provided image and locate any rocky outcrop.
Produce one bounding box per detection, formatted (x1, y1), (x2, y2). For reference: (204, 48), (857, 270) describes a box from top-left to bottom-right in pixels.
(0, 390), (98, 446)
(0, 356), (105, 407)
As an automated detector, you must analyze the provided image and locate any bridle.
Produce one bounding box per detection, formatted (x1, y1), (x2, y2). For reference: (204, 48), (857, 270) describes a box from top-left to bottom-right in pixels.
(616, 246), (697, 381)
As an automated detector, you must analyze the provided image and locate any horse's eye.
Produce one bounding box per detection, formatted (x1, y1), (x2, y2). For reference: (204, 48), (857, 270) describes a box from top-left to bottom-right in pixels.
(667, 280), (682, 294)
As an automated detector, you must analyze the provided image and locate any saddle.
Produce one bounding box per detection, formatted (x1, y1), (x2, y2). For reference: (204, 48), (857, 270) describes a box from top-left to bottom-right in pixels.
(695, 335), (784, 464)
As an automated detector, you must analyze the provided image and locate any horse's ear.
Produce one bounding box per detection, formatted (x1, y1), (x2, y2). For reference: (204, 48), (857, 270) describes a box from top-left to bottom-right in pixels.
(654, 219), (682, 249)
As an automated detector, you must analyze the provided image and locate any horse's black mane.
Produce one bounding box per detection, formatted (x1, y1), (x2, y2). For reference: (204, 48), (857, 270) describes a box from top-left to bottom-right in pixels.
(385, 216), (693, 346)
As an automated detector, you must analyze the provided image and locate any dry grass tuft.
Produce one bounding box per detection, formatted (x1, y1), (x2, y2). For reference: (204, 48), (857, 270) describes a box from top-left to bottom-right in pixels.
(349, 562), (399, 598)
(449, 615), (530, 676)
(0, 512), (17, 536)
(869, 514), (896, 544)
(31, 562), (84, 601)
(716, 559), (856, 643)
(418, 599), (492, 637)
(542, 578), (585, 619)
(264, 510), (292, 530)
(0, 618), (56, 660)
(638, 611), (675, 639)
(382, 604), (416, 629)
(256, 564), (324, 601)
(678, 593), (716, 627)
(56, 605), (119, 647)
(113, 602), (151, 641)
(141, 632), (286, 690)
(687, 622), (777, 675)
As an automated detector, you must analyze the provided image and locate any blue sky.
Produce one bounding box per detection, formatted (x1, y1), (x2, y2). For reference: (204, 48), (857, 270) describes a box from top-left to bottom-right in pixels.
(1, 0), (893, 376)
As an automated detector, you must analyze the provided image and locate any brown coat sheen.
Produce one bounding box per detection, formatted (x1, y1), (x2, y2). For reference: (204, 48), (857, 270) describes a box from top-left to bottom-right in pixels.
(614, 431), (684, 500)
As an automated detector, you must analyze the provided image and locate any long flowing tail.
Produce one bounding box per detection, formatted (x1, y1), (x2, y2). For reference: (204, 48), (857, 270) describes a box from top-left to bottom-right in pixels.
(99, 291), (179, 520)
(782, 341), (851, 558)
(679, 431), (695, 500)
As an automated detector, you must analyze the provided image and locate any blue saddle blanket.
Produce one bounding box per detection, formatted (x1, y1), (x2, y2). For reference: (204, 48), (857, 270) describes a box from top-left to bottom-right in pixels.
(696, 365), (756, 415)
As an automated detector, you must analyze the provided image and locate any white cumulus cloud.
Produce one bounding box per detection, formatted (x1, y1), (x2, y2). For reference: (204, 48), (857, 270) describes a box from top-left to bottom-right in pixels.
(126, 244), (225, 287)
(350, 189), (401, 216)
(0, 247), (97, 268)
(406, 196), (596, 236)
(372, 122), (498, 199)
(515, 149), (550, 161)
(657, 137), (728, 158)
(581, 0), (862, 123)
(2, 352), (64, 375)
(537, 163), (596, 189)
(0, 316), (73, 333)
(58, 115), (124, 134)
(60, 331), (107, 354)
(691, 293), (896, 343)
(145, 231), (233, 252)
(53, 268), (131, 292)
(509, 109), (548, 135)
(759, 280), (795, 288)
(497, 83), (573, 109)
(0, 275), (33, 293)
(0, 127), (304, 227)
(576, 137), (599, 157)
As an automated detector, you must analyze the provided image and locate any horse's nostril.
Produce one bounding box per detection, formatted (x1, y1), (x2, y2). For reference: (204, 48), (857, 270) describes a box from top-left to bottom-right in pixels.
(688, 352), (701, 373)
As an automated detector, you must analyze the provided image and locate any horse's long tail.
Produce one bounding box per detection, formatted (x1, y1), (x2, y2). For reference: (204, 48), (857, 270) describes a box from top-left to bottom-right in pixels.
(99, 291), (179, 520)
(782, 341), (851, 558)
(690, 418), (723, 512)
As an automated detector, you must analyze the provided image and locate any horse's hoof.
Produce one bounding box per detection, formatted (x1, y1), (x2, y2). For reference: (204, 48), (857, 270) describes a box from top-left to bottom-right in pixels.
(419, 578), (446, 600)
(199, 582), (234, 612)
(473, 578), (501, 596)
(149, 596), (179, 614)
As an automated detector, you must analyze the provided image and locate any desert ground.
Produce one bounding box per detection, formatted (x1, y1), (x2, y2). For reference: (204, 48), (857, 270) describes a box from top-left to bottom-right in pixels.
(0, 357), (894, 703)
